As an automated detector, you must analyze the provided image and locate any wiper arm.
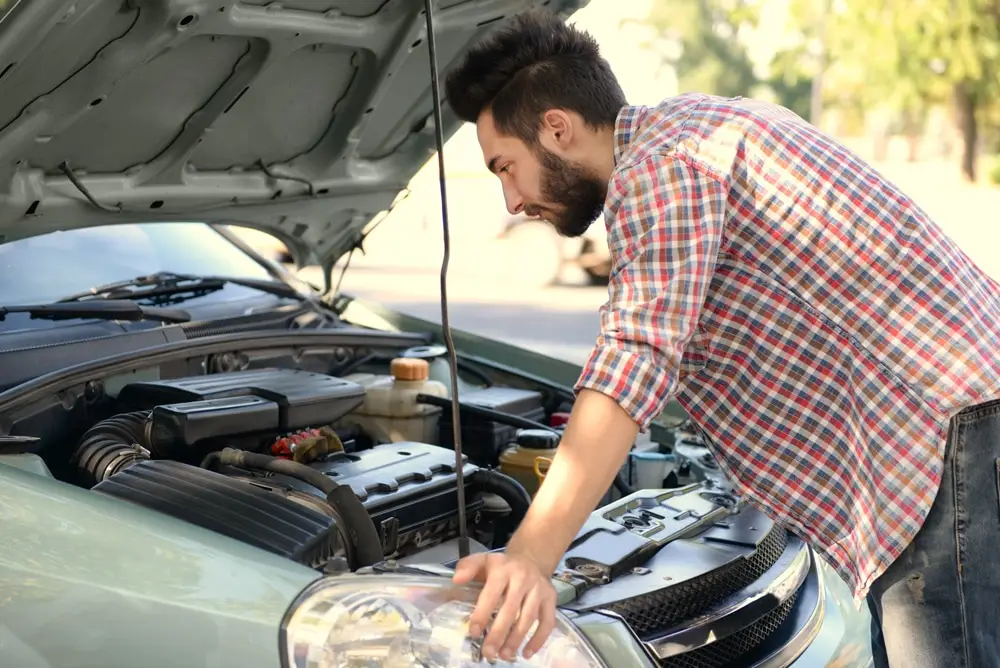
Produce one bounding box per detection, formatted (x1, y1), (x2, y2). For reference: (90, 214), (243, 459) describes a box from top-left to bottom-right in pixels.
(0, 300), (191, 323)
(57, 271), (306, 304)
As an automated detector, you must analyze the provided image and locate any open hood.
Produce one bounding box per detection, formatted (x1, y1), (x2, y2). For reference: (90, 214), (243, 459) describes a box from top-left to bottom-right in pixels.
(0, 0), (585, 273)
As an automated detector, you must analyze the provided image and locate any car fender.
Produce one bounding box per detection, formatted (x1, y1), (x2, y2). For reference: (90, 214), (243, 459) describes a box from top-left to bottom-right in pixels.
(0, 456), (319, 668)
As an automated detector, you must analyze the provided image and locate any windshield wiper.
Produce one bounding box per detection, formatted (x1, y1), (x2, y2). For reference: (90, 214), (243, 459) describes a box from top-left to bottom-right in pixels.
(56, 271), (306, 304)
(0, 300), (191, 323)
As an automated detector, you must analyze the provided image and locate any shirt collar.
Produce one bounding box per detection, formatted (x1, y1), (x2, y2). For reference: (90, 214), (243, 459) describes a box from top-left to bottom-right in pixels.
(613, 105), (649, 165)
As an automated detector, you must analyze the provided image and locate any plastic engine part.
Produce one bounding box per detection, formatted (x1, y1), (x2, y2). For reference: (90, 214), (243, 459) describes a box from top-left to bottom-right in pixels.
(116, 368), (365, 444)
(92, 459), (342, 568)
(226, 441), (484, 559)
(436, 386), (545, 465)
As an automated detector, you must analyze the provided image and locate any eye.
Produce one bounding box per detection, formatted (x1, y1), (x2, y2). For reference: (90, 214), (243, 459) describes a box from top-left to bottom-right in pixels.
(499, 164), (511, 175)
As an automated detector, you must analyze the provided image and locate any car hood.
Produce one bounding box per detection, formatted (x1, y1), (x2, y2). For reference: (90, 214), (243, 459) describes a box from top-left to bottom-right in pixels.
(0, 0), (585, 271)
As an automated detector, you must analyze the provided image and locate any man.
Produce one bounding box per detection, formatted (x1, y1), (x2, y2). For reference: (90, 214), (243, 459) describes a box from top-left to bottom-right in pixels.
(443, 9), (1000, 667)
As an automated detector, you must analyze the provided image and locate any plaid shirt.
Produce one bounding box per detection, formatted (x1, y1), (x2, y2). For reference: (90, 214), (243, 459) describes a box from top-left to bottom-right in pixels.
(575, 93), (1000, 601)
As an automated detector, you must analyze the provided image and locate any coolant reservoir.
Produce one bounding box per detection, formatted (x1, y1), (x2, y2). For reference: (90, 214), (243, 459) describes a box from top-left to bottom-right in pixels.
(499, 429), (560, 498)
(399, 344), (480, 395)
(343, 358), (449, 444)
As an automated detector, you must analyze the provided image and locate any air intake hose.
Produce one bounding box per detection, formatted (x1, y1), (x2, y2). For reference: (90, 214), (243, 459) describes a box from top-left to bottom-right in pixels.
(210, 448), (384, 569)
(73, 411), (154, 487)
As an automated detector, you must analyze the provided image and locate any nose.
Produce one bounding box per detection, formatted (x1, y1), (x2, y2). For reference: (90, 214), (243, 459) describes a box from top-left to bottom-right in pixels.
(502, 183), (524, 216)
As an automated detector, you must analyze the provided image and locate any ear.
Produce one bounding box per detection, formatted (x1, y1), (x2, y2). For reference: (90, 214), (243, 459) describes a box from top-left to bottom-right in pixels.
(540, 109), (573, 150)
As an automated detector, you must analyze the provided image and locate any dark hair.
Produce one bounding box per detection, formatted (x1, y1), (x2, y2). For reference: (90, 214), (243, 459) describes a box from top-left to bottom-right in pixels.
(444, 8), (626, 144)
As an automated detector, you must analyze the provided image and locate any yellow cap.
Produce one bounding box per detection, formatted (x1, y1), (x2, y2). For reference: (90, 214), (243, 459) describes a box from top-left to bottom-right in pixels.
(390, 357), (429, 381)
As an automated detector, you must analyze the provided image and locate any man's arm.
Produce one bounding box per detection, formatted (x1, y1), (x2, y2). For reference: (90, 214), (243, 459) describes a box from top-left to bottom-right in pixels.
(505, 387), (639, 568)
(454, 153), (728, 662)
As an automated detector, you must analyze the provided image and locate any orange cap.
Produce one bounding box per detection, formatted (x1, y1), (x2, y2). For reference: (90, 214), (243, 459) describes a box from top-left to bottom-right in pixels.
(390, 357), (429, 381)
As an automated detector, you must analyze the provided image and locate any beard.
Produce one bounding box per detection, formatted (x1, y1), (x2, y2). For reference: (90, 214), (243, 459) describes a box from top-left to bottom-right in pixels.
(532, 146), (608, 238)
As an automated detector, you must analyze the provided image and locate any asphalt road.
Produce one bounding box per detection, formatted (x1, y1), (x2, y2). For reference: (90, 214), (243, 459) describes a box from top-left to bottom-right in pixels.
(301, 235), (608, 365)
(298, 160), (1000, 367)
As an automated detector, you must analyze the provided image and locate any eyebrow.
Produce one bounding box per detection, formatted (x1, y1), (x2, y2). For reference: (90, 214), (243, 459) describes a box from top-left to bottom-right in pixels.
(486, 155), (500, 174)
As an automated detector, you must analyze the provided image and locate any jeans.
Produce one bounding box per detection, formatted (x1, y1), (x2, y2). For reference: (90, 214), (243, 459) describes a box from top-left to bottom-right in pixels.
(867, 398), (1000, 667)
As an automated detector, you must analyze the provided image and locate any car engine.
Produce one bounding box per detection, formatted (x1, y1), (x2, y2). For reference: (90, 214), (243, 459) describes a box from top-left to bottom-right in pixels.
(69, 363), (539, 572)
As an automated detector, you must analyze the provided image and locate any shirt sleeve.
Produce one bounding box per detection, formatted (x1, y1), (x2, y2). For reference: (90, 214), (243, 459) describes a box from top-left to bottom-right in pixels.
(574, 152), (727, 431)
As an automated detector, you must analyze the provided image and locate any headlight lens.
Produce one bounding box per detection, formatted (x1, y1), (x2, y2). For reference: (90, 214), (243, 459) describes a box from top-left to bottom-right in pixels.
(282, 574), (606, 667)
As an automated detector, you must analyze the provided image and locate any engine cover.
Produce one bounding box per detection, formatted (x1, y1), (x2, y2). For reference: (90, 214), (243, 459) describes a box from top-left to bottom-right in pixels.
(227, 441), (484, 559)
(115, 368), (365, 446)
(92, 459), (342, 569)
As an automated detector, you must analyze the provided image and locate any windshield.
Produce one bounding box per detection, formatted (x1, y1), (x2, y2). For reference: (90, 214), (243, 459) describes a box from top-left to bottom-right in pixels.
(0, 222), (277, 305)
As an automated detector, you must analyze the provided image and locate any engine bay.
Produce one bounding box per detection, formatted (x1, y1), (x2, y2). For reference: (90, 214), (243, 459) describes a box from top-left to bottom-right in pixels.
(0, 330), (732, 585)
(2, 339), (588, 574)
(0, 331), (822, 666)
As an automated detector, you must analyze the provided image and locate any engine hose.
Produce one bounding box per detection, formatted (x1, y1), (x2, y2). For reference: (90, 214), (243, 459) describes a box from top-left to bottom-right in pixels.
(212, 447), (384, 569)
(73, 411), (154, 487)
(469, 469), (532, 545)
(416, 393), (639, 497)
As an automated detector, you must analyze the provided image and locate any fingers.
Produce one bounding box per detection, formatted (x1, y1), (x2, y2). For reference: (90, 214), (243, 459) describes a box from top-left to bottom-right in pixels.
(467, 559), (510, 638)
(482, 573), (527, 660)
(499, 588), (543, 661)
(523, 589), (556, 659)
(451, 552), (487, 585)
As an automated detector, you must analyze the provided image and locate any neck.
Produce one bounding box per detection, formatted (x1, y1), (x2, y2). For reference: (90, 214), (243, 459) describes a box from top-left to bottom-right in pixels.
(593, 126), (617, 183)
(571, 126), (616, 184)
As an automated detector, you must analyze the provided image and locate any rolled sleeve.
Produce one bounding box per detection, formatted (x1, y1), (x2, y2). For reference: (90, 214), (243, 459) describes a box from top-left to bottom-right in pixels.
(575, 153), (727, 431)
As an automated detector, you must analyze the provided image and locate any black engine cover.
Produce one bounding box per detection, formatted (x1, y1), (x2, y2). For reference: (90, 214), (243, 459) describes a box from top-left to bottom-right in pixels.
(92, 459), (342, 568)
(229, 441), (483, 558)
(115, 368), (365, 445)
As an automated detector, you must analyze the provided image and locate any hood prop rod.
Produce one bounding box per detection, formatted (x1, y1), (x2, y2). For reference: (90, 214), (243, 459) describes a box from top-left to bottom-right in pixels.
(423, 0), (470, 559)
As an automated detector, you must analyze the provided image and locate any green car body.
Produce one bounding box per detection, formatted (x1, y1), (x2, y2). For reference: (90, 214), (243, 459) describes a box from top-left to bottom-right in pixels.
(0, 452), (319, 668)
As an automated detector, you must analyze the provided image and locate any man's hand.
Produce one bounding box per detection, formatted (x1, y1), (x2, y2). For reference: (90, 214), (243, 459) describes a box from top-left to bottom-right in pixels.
(452, 551), (556, 662)
(452, 389), (641, 662)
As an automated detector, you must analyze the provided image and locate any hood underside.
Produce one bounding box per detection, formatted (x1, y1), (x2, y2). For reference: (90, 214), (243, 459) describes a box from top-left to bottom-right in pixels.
(0, 0), (585, 271)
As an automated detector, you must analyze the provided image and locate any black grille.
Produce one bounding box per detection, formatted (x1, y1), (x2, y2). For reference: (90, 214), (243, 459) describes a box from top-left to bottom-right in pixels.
(657, 591), (800, 668)
(608, 527), (789, 637)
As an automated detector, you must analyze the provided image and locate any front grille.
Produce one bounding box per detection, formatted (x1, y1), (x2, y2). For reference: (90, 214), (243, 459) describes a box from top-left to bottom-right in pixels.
(657, 590), (800, 668)
(608, 527), (789, 637)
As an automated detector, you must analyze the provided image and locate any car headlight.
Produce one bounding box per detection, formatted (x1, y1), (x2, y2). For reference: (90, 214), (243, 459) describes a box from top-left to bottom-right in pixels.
(281, 574), (606, 667)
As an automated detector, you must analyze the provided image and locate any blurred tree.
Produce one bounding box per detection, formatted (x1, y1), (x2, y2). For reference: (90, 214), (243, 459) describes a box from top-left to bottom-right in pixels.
(766, 44), (820, 123)
(626, 0), (823, 122)
(631, 0), (761, 98)
(939, 0), (1000, 181)
(764, 0), (830, 125)
(635, 0), (999, 179)
(820, 0), (1000, 179)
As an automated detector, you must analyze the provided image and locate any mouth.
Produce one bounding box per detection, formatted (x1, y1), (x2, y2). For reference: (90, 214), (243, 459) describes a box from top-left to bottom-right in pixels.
(525, 204), (557, 222)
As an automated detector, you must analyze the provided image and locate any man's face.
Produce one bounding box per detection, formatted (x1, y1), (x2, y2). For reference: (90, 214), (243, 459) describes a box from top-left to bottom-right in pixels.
(476, 109), (607, 237)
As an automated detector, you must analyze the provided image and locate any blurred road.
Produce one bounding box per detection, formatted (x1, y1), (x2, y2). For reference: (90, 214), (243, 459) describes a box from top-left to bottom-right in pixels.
(299, 159), (1000, 367)
(302, 234), (607, 365)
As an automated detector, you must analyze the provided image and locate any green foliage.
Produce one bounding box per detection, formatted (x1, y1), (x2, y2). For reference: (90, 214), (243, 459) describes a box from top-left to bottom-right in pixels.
(989, 155), (1000, 186)
(632, 0), (818, 119)
(635, 0), (761, 98)
(825, 0), (998, 108)
(765, 45), (817, 121)
(632, 0), (1000, 178)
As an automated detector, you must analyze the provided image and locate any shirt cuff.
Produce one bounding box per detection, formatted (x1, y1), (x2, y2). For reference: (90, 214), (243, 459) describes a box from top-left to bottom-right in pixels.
(573, 344), (675, 432)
